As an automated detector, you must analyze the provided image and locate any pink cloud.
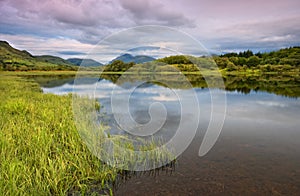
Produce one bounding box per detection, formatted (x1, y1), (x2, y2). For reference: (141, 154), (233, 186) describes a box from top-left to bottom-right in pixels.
(0, 0), (299, 52)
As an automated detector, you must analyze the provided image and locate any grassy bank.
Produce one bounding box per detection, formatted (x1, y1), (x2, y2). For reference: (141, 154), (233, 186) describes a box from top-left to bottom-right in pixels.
(0, 74), (117, 195)
(2, 70), (101, 76)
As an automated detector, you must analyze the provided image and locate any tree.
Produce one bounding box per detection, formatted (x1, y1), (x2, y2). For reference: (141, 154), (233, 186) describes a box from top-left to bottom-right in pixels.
(247, 56), (261, 67)
(157, 55), (192, 64)
(214, 57), (236, 69)
(228, 57), (239, 66)
(104, 60), (136, 72)
(237, 57), (247, 66)
(239, 50), (254, 58)
(255, 52), (263, 58)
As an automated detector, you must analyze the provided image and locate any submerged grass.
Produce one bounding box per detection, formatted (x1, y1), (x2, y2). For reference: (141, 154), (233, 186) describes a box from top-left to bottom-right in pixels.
(73, 94), (176, 172)
(0, 72), (176, 195)
(0, 74), (118, 195)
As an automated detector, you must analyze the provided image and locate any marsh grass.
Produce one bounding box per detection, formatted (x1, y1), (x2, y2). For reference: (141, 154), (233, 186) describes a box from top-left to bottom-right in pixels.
(0, 72), (177, 195)
(72, 95), (176, 172)
(0, 74), (118, 195)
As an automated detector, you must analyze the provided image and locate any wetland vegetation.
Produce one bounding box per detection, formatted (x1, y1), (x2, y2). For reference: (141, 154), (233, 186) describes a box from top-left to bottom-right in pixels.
(1, 41), (300, 195)
(0, 74), (119, 195)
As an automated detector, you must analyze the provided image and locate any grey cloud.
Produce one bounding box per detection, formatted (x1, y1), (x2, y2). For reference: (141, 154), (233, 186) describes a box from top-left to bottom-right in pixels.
(221, 17), (300, 38)
(210, 17), (300, 52)
(43, 0), (126, 27)
(120, 0), (195, 27)
(128, 46), (160, 52)
(0, 0), (133, 44)
(58, 51), (86, 55)
(0, 0), (194, 42)
(1, 0), (300, 54)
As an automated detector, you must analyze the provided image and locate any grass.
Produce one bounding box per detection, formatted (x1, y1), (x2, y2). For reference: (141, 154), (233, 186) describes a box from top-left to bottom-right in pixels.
(0, 72), (176, 195)
(1, 68), (298, 194)
(2, 70), (100, 76)
(0, 74), (118, 195)
(72, 92), (176, 172)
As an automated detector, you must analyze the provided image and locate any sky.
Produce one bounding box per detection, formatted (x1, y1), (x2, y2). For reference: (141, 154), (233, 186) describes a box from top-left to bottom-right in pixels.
(0, 0), (300, 61)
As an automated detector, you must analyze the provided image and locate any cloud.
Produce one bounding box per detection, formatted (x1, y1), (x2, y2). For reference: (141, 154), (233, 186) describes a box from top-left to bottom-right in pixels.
(0, 33), (93, 59)
(256, 101), (287, 108)
(120, 0), (195, 27)
(0, 0), (300, 55)
(205, 16), (300, 52)
(58, 51), (86, 56)
(0, 0), (131, 44)
(128, 46), (161, 52)
(0, 0), (195, 45)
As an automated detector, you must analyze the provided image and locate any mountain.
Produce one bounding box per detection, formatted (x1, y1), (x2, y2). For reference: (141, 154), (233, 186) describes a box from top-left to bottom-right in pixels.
(0, 41), (34, 60)
(0, 40), (78, 71)
(110, 53), (155, 64)
(67, 58), (103, 66)
(0, 40), (100, 71)
(35, 55), (72, 66)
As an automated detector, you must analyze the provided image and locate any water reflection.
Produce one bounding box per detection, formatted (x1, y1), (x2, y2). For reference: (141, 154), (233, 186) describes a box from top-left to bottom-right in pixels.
(34, 73), (300, 98)
(40, 75), (300, 194)
(41, 76), (300, 126)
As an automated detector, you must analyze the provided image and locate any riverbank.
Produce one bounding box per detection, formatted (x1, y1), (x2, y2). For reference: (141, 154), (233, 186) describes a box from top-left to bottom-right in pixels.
(0, 74), (118, 195)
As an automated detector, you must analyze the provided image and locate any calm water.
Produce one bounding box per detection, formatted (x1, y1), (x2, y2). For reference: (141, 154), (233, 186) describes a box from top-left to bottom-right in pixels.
(41, 76), (300, 195)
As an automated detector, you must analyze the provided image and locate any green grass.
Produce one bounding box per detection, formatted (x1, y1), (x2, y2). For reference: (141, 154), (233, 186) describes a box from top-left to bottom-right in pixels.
(0, 74), (118, 195)
(2, 70), (101, 76)
(0, 72), (176, 195)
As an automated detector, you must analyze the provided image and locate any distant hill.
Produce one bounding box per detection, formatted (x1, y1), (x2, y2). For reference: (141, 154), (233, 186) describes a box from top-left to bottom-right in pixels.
(0, 40), (100, 71)
(0, 40), (78, 71)
(0, 41), (34, 61)
(110, 53), (155, 64)
(218, 47), (300, 67)
(35, 55), (72, 66)
(67, 58), (103, 66)
(156, 55), (192, 64)
(1, 39), (299, 72)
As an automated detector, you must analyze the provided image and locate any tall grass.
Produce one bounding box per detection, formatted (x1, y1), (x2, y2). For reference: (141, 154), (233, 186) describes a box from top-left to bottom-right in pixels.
(0, 75), (118, 195)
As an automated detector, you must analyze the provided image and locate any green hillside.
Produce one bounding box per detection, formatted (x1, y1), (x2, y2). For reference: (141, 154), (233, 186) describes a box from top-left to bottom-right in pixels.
(110, 53), (155, 64)
(1, 39), (300, 73)
(0, 41), (77, 71)
(67, 58), (103, 66)
(102, 47), (300, 74)
(35, 55), (72, 66)
(217, 47), (300, 68)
